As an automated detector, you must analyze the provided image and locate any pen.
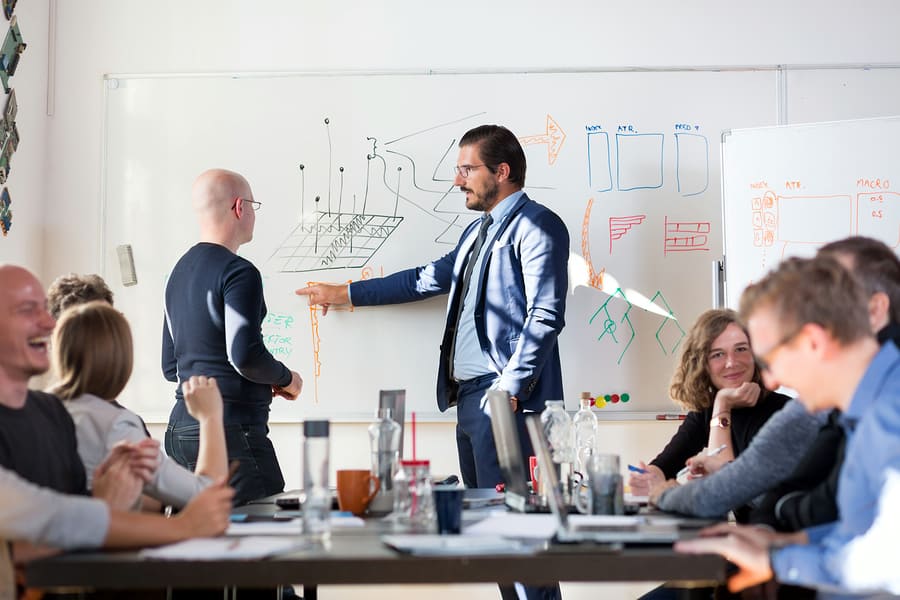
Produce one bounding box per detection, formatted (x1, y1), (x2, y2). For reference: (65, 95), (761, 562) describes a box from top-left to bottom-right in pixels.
(627, 464), (647, 474)
(676, 445), (729, 480)
(706, 444), (728, 457)
(227, 460), (240, 481)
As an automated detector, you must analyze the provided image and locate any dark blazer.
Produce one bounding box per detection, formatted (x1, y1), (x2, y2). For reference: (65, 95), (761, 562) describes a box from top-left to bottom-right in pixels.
(350, 193), (569, 412)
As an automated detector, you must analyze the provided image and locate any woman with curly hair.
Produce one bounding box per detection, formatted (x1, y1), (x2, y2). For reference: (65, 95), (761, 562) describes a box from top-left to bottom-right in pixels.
(628, 308), (790, 512)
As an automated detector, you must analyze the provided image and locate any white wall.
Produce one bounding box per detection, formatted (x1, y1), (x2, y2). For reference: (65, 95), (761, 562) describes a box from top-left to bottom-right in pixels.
(0, 0), (48, 270)
(25, 2), (900, 597)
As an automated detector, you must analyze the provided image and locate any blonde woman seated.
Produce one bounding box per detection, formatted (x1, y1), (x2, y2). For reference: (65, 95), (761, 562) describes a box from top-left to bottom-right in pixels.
(629, 309), (790, 519)
(50, 301), (228, 510)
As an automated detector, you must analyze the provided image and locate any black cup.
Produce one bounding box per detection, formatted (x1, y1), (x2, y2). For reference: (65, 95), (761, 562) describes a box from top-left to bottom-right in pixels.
(434, 486), (464, 534)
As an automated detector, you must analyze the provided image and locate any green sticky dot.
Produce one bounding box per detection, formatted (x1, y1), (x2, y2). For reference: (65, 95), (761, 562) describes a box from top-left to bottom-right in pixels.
(621, 393), (630, 403)
(604, 394), (612, 402)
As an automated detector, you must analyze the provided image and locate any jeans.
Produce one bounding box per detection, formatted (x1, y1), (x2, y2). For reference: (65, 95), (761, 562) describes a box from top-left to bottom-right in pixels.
(166, 422), (285, 506)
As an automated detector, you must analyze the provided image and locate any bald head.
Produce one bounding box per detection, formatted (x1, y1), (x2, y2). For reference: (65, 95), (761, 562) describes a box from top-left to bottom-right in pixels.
(192, 169), (255, 251)
(192, 169), (251, 219)
(0, 264), (56, 393)
(0, 265), (43, 305)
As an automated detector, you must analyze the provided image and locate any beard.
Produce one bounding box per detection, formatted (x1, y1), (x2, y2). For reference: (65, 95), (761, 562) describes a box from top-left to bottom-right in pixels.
(462, 179), (500, 212)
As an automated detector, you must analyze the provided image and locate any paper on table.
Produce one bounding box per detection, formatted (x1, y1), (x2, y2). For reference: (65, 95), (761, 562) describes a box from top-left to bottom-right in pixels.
(140, 536), (306, 560)
(226, 513), (363, 536)
(625, 492), (649, 505)
(381, 534), (533, 556)
(227, 520), (303, 536)
(463, 512), (558, 540)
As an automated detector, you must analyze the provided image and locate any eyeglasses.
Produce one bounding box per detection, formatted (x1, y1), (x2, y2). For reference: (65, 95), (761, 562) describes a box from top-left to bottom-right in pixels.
(452, 164), (487, 178)
(753, 327), (804, 372)
(231, 197), (262, 212)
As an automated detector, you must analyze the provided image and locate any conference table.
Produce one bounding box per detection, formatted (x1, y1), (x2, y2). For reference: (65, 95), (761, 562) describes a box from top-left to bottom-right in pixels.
(26, 497), (728, 598)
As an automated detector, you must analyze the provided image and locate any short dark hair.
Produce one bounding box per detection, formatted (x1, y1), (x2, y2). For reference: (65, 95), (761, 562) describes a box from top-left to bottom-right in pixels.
(459, 125), (526, 186)
(740, 255), (871, 346)
(47, 273), (114, 319)
(818, 236), (900, 323)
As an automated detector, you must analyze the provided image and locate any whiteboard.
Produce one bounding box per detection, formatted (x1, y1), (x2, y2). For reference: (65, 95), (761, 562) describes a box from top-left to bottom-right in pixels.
(100, 70), (776, 422)
(786, 68), (900, 124)
(722, 115), (900, 308)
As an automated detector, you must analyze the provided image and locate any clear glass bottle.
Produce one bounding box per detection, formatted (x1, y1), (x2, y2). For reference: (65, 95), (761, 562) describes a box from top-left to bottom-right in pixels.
(391, 459), (435, 532)
(573, 392), (598, 479)
(367, 407), (402, 514)
(302, 420), (331, 540)
(541, 400), (574, 502)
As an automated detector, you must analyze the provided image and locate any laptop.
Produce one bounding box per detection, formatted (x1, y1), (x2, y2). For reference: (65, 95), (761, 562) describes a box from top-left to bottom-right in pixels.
(524, 415), (683, 545)
(487, 389), (561, 514)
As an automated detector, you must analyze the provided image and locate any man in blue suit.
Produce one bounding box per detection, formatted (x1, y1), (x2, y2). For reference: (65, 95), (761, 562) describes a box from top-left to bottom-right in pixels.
(297, 124), (569, 490)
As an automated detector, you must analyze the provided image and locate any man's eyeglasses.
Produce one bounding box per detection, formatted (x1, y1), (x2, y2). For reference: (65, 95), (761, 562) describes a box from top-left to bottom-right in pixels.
(231, 197), (262, 212)
(452, 164), (487, 178)
(753, 327), (803, 372)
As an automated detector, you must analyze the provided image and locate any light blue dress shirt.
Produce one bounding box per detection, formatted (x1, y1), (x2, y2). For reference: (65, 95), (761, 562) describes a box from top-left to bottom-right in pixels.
(772, 341), (900, 592)
(452, 190), (524, 381)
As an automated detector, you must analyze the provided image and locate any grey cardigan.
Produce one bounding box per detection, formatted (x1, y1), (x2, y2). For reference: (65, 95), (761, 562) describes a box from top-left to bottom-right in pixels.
(656, 399), (828, 517)
(66, 393), (211, 508)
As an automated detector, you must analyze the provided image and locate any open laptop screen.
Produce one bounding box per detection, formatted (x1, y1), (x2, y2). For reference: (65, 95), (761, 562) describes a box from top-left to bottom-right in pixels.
(487, 389), (531, 500)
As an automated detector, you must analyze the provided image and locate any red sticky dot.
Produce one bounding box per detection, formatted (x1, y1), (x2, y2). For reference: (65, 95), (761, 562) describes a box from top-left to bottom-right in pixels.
(611, 394), (620, 403)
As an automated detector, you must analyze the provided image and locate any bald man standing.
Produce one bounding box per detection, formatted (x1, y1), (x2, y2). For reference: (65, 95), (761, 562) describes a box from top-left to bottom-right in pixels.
(163, 169), (302, 505)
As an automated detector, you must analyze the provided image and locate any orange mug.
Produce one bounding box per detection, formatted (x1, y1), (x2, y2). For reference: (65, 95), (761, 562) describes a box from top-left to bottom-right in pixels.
(336, 469), (380, 516)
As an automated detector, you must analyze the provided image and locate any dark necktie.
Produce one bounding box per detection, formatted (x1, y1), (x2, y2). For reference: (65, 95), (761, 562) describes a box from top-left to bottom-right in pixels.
(448, 214), (493, 380)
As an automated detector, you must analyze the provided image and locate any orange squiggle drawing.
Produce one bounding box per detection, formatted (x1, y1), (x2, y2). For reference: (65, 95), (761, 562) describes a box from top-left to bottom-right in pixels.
(581, 198), (605, 290)
(305, 279), (354, 404)
(308, 305), (322, 403)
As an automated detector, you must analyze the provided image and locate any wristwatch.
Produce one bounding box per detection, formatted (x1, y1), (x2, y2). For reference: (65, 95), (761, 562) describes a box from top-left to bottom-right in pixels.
(710, 415), (731, 429)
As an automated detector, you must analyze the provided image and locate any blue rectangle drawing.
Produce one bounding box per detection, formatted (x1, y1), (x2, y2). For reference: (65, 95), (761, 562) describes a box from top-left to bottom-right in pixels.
(616, 133), (664, 191)
(587, 130), (612, 192)
(675, 133), (709, 196)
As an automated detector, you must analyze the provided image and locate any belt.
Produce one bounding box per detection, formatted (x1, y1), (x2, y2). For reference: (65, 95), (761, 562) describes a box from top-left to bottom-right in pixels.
(453, 372), (497, 386)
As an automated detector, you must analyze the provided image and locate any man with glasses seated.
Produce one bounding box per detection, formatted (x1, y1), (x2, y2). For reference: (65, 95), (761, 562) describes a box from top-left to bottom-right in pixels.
(676, 255), (900, 596)
(162, 169), (303, 506)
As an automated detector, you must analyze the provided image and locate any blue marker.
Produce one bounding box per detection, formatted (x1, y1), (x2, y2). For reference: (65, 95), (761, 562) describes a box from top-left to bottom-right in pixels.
(627, 464), (648, 474)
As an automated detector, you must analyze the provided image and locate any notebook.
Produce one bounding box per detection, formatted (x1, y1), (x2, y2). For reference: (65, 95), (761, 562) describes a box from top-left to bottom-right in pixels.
(524, 415), (682, 545)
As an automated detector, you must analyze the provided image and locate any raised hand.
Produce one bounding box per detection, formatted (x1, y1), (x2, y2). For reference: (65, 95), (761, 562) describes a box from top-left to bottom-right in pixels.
(183, 375), (224, 424)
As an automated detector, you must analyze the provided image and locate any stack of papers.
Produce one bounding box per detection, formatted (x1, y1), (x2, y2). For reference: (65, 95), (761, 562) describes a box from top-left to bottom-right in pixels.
(140, 536), (307, 560)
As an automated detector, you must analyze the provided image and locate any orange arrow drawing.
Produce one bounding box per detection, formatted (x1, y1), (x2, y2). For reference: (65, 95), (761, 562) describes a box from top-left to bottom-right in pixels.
(519, 114), (566, 166)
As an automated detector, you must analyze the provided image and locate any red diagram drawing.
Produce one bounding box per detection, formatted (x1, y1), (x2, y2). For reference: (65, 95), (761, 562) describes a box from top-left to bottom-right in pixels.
(609, 215), (647, 253)
(664, 216), (711, 255)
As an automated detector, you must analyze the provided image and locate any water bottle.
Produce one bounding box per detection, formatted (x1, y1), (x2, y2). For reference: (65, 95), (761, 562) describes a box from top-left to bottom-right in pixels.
(573, 392), (598, 479)
(391, 459), (435, 532)
(367, 407), (401, 514)
(302, 420), (331, 540)
(541, 400), (574, 502)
